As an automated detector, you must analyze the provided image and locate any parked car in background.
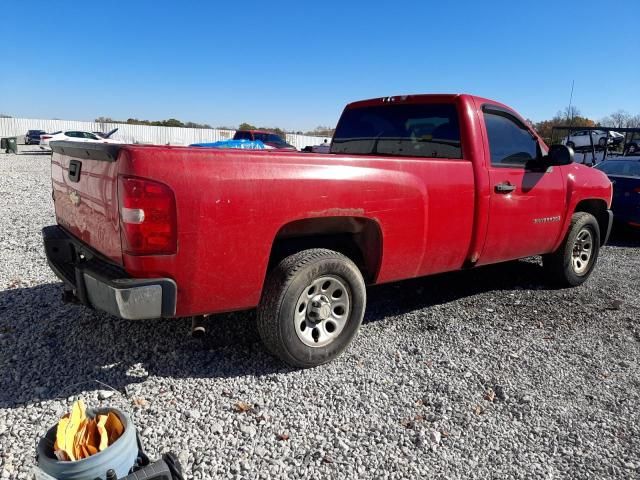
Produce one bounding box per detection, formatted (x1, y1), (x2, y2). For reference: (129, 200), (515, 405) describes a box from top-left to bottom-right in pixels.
(608, 130), (625, 147)
(311, 140), (331, 153)
(40, 130), (120, 149)
(233, 130), (296, 150)
(39, 131), (61, 147)
(43, 93), (613, 367)
(562, 130), (612, 150)
(595, 159), (640, 227)
(25, 130), (46, 145)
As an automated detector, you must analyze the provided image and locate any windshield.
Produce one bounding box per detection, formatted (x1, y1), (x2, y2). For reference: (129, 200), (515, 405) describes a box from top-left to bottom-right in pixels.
(331, 103), (462, 158)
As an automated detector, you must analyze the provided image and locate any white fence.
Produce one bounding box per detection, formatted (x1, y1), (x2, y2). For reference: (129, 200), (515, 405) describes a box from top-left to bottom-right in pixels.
(0, 117), (330, 150)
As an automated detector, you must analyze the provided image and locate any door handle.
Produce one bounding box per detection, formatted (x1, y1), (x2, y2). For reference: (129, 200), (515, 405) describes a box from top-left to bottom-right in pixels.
(495, 182), (516, 193)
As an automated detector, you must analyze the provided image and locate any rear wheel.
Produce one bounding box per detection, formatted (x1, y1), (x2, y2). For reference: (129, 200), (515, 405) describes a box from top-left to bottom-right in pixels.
(598, 137), (606, 147)
(629, 144), (638, 154)
(543, 212), (600, 286)
(566, 141), (575, 150)
(257, 248), (366, 368)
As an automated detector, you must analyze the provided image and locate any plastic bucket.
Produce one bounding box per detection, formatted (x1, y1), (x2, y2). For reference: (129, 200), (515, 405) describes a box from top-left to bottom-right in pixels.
(35, 408), (138, 480)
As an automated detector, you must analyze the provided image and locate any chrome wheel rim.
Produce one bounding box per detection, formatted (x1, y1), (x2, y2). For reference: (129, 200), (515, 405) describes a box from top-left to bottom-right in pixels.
(294, 275), (351, 348)
(572, 228), (593, 275)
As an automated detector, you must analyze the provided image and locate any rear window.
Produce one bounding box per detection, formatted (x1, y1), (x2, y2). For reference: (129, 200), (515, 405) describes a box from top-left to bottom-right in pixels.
(331, 103), (462, 159)
(234, 131), (252, 140)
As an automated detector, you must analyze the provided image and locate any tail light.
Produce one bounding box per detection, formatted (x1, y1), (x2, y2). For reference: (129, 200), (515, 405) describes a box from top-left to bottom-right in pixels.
(635, 187), (640, 194)
(41, 135), (51, 140)
(118, 176), (177, 255)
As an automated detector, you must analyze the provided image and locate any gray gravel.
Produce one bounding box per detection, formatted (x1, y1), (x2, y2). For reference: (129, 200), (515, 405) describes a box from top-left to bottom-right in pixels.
(1, 145), (639, 479)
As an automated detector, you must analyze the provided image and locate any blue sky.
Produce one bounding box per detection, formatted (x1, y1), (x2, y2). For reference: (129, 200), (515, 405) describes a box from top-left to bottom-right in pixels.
(1, 0), (638, 131)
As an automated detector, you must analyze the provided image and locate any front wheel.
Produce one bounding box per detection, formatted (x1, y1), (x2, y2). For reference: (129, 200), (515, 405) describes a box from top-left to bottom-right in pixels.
(543, 212), (600, 287)
(257, 248), (366, 368)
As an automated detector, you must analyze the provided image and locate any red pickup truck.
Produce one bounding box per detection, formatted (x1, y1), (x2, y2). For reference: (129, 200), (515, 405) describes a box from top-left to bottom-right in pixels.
(43, 94), (613, 367)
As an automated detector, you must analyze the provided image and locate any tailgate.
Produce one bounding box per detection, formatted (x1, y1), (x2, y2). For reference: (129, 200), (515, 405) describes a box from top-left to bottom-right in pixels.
(50, 141), (123, 265)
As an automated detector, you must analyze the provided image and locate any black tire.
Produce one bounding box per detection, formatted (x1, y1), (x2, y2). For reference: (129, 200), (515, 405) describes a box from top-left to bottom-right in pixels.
(598, 137), (606, 147)
(257, 248), (366, 368)
(629, 144), (638, 154)
(566, 141), (575, 150)
(543, 212), (600, 287)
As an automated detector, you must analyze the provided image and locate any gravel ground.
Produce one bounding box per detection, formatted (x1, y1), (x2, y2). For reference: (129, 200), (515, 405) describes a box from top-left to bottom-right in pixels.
(1, 145), (639, 479)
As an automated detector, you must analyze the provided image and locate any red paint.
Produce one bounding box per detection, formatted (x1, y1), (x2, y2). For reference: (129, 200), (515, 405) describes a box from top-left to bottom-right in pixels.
(51, 156), (122, 264)
(50, 94), (612, 318)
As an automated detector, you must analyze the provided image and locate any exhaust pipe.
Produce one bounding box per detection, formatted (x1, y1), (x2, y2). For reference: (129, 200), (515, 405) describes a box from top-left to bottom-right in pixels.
(191, 315), (207, 337)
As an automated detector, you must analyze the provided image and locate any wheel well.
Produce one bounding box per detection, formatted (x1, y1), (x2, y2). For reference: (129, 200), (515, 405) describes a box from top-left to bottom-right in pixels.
(267, 217), (382, 283)
(575, 199), (609, 245)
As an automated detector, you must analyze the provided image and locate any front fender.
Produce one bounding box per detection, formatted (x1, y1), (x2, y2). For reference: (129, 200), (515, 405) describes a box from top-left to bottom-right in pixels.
(553, 163), (613, 251)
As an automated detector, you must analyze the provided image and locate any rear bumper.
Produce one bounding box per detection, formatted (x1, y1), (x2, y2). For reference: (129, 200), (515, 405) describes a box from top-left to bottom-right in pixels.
(42, 225), (177, 320)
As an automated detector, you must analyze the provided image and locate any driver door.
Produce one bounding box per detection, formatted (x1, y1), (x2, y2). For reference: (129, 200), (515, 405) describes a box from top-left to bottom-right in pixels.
(477, 106), (566, 265)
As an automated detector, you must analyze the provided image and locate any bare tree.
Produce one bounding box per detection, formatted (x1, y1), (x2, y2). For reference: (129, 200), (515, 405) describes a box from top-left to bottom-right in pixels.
(560, 106), (581, 122)
(627, 114), (640, 128)
(599, 116), (613, 127)
(609, 110), (630, 128)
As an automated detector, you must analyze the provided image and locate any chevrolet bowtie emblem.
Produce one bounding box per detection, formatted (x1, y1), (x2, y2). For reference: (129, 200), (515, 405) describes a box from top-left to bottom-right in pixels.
(69, 191), (81, 207)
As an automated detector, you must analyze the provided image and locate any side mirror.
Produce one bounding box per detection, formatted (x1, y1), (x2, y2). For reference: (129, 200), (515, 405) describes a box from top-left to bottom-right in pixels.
(547, 144), (574, 166)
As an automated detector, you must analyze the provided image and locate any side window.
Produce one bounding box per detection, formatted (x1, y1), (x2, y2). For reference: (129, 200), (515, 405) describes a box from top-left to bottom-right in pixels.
(483, 110), (538, 167)
(66, 131), (81, 138)
(83, 132), (99, 140)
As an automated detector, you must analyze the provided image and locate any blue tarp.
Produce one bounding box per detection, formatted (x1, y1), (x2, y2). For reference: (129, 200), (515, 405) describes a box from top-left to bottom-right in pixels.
(189, 139), (266, 149)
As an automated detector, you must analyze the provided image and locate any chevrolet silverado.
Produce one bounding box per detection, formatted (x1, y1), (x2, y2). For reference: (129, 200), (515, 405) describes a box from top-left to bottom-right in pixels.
(43, 94), (613, 367)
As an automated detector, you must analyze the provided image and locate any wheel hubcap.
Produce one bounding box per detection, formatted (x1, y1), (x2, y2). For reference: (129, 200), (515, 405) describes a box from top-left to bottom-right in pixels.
(572, 228), (593, 275)
(294, 275), (351, 348)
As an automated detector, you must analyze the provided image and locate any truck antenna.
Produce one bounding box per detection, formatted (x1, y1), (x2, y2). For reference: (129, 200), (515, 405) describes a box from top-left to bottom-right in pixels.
(567, 79), (575, 125)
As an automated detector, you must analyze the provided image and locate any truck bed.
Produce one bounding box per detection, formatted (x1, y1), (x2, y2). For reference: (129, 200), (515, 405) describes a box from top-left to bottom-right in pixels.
(50, 142), (476, 316)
